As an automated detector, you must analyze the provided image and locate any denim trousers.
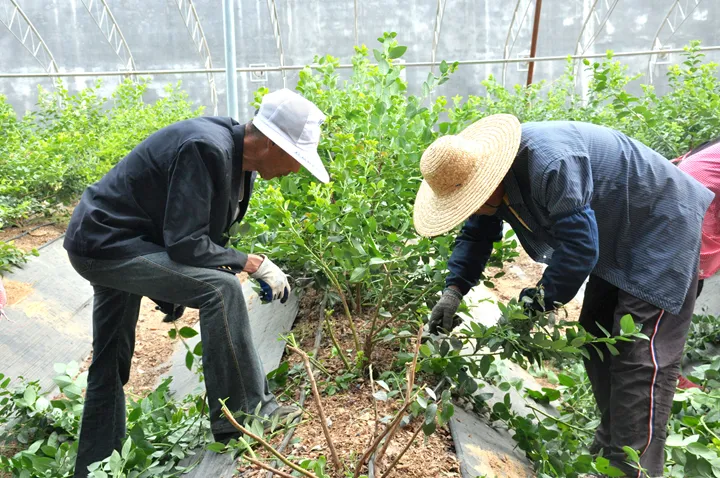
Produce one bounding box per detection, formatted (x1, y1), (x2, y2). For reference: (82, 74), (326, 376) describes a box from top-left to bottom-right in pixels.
(68, 252), (278, 478)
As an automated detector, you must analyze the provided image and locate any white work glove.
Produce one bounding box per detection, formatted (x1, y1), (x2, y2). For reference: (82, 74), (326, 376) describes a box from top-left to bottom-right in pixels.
(250, 255), (290, 303)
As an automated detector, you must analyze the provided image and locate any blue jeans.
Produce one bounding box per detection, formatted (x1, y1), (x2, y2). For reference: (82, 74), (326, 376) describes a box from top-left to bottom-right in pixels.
(68, 252), (278, 478)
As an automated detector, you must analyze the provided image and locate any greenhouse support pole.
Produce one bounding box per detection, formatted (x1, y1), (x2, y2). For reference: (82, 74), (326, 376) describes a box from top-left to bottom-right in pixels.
(222, 0), (239, 119)
(526, 0), (543, 86)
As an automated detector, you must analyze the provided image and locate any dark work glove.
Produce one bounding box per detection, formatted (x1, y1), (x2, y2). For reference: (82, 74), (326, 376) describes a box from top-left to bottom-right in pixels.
(428, 288), (463, 335)
(152, 299), (186, 323)
(518, 287), (549, 314)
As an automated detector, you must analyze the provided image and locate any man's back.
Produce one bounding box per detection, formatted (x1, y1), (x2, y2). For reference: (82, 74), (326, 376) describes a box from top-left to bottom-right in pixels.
(64, 116), (248, 262)
(517, 121), (714, 313)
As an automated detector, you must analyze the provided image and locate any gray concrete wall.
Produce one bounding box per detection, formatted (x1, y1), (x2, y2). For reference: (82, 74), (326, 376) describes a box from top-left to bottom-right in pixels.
(2, 0), (720, 120)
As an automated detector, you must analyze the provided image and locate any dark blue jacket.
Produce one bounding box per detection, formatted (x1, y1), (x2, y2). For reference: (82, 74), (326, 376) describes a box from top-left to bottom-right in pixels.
(64, 117), (255, 274)
(447, 121), (714, 314)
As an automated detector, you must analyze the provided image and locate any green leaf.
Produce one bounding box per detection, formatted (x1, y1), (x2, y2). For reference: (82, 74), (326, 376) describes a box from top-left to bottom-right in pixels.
(63, 384), (83, 400)
(168, 328), (177, 339)
(40, 445), (57, 458)
(620, 314), (636, 335)
(66, 361), (79, 377)
(422, 420), (436, 436)
(179, 326), (198, 338)
(185, 351), (194, 370)
(122, 438), (132, 459)
(419, 344), (432, 357)
(595, 322), (612, 337)
(193, 341), (203, 356)
(440, 60), (448, 74)
(605, 343), (620, 356)
(378, 58), (390, 75)
(425, 403), (438, 424)
(373, 390), (388, 402)
(687, 442), (718, 460)
(23, 386), (37, 405)
(53, 363), (66, 374)
(207, 442), (226, 453)
(349, 267), (367, 283)
(128, 407), (142, 423)
(450, 337), (463, 351)
(557, 374), (576, 387)
(594, 456), (625, 477)
(388, 46), (408, 59)
(109, 450), (123, 475)
(35, 396), (50, 412)
(27, 439), (43, 454)
(622, 446), (640, 463)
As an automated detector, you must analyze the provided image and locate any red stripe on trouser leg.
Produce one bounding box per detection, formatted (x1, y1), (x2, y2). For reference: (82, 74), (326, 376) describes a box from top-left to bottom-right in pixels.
(637, 310), (665, 478)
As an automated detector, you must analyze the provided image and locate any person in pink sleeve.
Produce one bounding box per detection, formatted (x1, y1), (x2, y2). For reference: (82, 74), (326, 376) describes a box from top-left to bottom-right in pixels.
(675, 137), (720, 390)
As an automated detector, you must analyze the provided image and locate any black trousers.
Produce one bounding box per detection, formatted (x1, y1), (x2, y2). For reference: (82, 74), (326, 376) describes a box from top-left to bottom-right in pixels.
(579, 274), (698, 477)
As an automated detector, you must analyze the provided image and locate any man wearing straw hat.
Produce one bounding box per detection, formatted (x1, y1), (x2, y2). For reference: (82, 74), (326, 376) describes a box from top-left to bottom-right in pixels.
(414, 115), (714, 478)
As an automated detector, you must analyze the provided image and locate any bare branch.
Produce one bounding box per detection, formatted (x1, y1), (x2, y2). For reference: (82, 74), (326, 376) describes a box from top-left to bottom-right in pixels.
(243, 454), (297, 478)
(220, 402), (318, 478)
(288, 345), (342, 470)
(376, 326), (423, 464)
(352, 391), (419, 478)
(381, 425), (424, 478)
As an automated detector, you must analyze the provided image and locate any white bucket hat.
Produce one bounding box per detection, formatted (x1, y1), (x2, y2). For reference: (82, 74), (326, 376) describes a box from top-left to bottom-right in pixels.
(252, 89), (330, 183)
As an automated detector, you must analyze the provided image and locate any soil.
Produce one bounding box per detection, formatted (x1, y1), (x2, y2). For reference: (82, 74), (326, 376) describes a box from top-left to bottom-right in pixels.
(77, 297), (210, 397)
(487, 248), (584, 324)
(236, 297), (460, 478)
(475, 448), (530, 478)
(0, 210), (72, 253)
(1, 279), (34, 306)
(0, 443), (21, 478)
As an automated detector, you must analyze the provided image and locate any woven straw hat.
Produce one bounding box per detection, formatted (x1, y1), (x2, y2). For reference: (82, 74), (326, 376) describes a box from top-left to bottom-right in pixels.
(413, 114), (521, 237)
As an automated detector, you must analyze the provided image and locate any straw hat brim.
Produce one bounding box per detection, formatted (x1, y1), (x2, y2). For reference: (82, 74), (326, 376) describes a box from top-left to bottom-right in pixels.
(413, 114), (522, 237)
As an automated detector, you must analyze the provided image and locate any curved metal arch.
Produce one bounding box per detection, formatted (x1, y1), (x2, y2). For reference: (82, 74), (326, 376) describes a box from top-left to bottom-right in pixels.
(81, 0), (136, 76)
(573, 0), (620, 56)
(265, 0), (286, 88)
(174, 0), (218, 115)
(501, 0), (534, 86)
(1, 0), (59, 75)
(647, 0), (703, 84)
(430, 0), (448, 72)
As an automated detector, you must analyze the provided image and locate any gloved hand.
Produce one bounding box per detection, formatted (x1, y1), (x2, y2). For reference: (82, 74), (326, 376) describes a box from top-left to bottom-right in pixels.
(428, 288), (463, 335)
(250, 255), (290, 304)
(519, 287), (547, 313)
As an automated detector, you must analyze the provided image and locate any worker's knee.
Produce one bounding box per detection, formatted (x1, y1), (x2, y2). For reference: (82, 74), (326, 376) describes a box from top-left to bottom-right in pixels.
(205, 272), (244, 306)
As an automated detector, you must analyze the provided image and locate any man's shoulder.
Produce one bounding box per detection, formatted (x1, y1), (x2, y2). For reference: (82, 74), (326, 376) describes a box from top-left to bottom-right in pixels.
(169, 116), (235, 142)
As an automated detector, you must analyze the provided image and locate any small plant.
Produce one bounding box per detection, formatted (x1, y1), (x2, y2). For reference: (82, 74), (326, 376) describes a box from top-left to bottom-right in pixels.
(0, 242), (38, 276)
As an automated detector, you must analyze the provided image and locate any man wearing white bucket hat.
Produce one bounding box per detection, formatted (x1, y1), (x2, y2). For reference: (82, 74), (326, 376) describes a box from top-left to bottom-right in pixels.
(415, 115), (714, 478)
(64, 89), (328, 477)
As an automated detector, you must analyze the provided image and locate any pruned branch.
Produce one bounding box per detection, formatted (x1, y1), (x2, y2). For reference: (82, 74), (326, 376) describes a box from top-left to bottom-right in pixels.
(353, 391), (419, 478)
(368, 364), (380, 447)
(288, 345), (342, 470)
(375, 326), (423, 464)
(381, 424), (423, 478)
(243, 454), (298, 478)
(220, 401), (317, 478)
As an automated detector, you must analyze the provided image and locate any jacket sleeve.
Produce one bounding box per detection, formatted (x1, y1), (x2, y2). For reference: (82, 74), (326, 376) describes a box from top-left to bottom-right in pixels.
(536, 156), (599, 308)
(163, 140), (248, 273)
(445, 214), (504, 295)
